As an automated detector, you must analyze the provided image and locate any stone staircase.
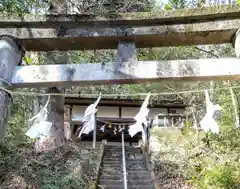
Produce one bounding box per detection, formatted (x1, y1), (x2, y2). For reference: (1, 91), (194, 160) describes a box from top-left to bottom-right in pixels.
(97, 145), (155, 189)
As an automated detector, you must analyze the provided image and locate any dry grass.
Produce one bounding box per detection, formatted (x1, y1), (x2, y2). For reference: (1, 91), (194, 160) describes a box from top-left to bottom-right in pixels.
(150, 127), (205, 189)
(0, 142), (101, 189)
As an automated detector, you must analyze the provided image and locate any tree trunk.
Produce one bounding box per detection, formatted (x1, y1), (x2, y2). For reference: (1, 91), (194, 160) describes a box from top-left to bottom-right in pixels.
(34, 0), (67, 152)
(0, 36), (24, 140)
(64, 105), (72, 141)
(229, 87), (239, 128)
(223, 81), (239, 128)
(32, 96), (40, 116)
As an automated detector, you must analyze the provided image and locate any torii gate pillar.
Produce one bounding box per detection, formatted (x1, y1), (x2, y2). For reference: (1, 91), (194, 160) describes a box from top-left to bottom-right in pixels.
(0, 36), (25, 140)
(115, 41), (138, 76)
(233, 29), (240, 58)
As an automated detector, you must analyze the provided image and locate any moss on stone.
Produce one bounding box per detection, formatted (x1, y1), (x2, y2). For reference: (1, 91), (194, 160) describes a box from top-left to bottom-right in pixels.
(120, 4), (240, 20)
(0, 4), (239, 23)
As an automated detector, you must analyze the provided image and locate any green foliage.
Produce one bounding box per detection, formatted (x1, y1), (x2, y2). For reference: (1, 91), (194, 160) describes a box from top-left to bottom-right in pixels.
(163, 3), (173, 10)
(3, 95), (34, 146)
(42, 174), (86, 189)
(59, 175), (86, 189)
(0, 143), (90, 189)
(190, 165), (240, 189)
(185, 126), (240, 188)
(163, 0), (189, 9)
(24, 55), (32, 65)
(0, 0), (42, 13)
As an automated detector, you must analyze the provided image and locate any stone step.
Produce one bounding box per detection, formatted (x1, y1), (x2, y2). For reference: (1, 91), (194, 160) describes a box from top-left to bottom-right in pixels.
(97, 184), (124, 189)
(99, 174), (152, 180)
(104, 149), (141, 152)
(104, 153), (142, 157)
(103, 153), (122, 156)
(101, 168), (123, 176)
(103, 155), (142, 159)
(101, 163), (122, 166)
(102, 165), (146, 169)
(126, 168), (147, 171)
(98, 179), (123, 185)
(105, 148), (141, 150)
(104, 146), (122, 150)
(104, 152), (143, 155)
(104, 150), (141, 153)
(99, 171), (151, 178)
(103, 155), (122, 158)
(126, 165), (147, 169)
(102, 161), (146, 166)
(102, 158), (122, 161)
(128, 185), (155, 189)
(103, 160), (145, 164)
(101, 165), (122, 169)
(99, 179), (153, 185)
(100, 167), (123, 172)
(98, 146), (154, 189)
(104, 153), (141, 156)
(103, 158), (145, 162)
(97, 184), (155, 189)
(103, 154), (122, 156)
(102, 165), (147, 170)
(127, 170), (151, 176)
(105, 146), (140, 148)
(101, 168), (147, 173)
(99, 172), (123, 178)
(102, 162), (121, 165)
(104, 155), (145, 160)
(127, 180), (153, 185)
(102, 160), (122, 163)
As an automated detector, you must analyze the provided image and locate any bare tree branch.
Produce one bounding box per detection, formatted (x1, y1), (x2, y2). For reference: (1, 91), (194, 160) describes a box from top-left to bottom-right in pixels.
(195, 46), (219, 58)
(166, 84), (184, 100)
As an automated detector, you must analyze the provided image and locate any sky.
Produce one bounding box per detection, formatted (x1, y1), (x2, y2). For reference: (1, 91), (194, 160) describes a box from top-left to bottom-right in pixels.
(156, 0), (169, 4)
(155, 0), (169, 7)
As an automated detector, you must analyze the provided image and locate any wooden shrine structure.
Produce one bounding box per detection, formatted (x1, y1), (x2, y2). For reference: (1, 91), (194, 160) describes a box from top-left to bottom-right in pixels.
(64, 97), (187, 141)
(1, 4), (240, 140)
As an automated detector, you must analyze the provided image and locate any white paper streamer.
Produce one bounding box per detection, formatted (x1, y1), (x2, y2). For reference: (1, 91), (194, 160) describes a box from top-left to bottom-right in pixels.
(129, 93), (151, 137)
(26, 95), (52, 138)
(100, 124), (105, 132)
(200, 90), (221, 134)
(118, 125), (124, 133)
(26, 121), (52, 138)
(78, 95), (101, 137)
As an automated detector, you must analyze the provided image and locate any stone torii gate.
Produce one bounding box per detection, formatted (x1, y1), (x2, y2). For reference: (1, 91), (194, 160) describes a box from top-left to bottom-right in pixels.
(1, 5), (240, 140)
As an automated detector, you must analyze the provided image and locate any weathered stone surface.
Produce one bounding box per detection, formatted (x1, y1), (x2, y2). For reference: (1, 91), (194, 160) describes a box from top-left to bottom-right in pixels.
(234, 29), (240, 57)
(115, 41), (137, 74)
(34, 0), (68, 153)
(1, 5), (240, 50)
(0, 36), (24, 140)
(1, 4), (240, 27)
(11, 58), (240, 88)
(34, 87), (66, 153)
(0, 18), (238, 50)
